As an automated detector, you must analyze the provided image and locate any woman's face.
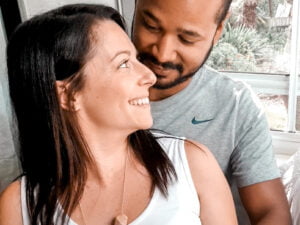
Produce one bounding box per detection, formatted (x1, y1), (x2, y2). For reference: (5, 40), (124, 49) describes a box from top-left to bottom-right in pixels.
(75, 20), (156, 134)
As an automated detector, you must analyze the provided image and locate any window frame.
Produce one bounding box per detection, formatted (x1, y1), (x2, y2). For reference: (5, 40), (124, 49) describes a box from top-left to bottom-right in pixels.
(223, 0), (300, 156)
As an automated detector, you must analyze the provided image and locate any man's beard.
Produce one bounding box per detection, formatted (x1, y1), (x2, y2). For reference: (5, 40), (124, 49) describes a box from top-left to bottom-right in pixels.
(138, 43), (214, 90)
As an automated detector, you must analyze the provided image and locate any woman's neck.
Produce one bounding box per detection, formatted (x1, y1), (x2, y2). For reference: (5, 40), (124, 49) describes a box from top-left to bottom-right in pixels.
(86, 138), (131, 185)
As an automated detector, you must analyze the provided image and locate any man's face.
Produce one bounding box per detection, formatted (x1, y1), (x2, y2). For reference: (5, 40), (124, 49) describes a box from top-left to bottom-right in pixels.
(132, 0), (225, 91)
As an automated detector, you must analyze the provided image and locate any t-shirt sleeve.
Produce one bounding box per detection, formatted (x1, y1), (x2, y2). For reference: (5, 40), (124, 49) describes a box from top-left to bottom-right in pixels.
(230, 83), (280, 187)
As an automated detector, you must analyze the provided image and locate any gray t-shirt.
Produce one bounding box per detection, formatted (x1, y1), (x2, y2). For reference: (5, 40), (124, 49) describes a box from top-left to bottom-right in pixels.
(151, 65), (280, 225)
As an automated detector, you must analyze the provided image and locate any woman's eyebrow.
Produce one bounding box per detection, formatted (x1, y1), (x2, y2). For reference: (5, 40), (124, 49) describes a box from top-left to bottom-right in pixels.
(110, 50), (131, 62)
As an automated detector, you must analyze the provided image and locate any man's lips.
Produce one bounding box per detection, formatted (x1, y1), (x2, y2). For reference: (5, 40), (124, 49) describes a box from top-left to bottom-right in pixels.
(146, 62), (176, 77)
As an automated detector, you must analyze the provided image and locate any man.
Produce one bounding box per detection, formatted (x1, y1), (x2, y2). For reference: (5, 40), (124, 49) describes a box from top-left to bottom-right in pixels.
(131, 0), (291, 224)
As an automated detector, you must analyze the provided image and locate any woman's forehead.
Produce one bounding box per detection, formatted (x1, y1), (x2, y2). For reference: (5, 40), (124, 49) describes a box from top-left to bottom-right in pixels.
(90, 20), (135, 60)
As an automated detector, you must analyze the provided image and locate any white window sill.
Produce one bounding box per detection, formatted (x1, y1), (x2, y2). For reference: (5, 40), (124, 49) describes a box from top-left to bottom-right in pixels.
(272, 131), (300, 156)
(275, 153), (292, 167)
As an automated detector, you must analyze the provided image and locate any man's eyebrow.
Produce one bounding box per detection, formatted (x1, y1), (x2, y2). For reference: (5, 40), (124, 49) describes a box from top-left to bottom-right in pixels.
(142, 10), (160, 24)
(178, 28), (201, 38)
(110, 50), (131, 62)
(142, 10), (202, 38)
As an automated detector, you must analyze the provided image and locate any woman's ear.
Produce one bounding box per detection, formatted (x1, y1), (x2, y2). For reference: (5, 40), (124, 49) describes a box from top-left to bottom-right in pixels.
(56, 80), (69, 110)
(55, 81), (80, 111)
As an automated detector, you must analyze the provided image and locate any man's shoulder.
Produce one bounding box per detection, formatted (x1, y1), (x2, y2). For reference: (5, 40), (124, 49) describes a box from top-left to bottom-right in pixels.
(201, 65), (247, 91)
(199, 66), (253, 102)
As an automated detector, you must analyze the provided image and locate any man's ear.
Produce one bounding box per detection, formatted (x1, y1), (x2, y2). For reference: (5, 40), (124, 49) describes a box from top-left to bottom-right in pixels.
(213, 12), (230, 45)
(55, 81), (80, 111)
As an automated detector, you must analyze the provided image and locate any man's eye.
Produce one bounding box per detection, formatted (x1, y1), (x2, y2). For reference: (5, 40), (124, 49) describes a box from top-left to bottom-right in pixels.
(142, 20), (160, 32)
(179, 36), (195, 45)
(119, 60), (129, 69)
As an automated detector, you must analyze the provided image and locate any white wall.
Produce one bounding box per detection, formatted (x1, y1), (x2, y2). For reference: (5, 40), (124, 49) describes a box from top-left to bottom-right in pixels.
(122, 0), (135, 34)
(0, 9), (21, 193)
(17, 0), (118, 20)
(0, 10), (6, 80)
(16, 0), (136, 36)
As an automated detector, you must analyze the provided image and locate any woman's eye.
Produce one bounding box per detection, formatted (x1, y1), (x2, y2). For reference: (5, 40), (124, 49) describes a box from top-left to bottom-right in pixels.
(119, 60), (129, 69)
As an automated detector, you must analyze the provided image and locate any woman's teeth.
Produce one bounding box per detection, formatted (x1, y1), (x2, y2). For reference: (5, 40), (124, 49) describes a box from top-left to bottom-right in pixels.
(129, 97), (150, 106)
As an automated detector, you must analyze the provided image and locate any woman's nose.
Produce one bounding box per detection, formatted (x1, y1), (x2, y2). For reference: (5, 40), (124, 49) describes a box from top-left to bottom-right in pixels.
(137, 61), (157, 86)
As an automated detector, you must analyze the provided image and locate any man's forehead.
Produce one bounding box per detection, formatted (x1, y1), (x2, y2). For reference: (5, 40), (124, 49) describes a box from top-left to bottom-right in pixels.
(136, 0), (223, 7)
(135, 0), (224, 22)
(136, 0), (222, 29)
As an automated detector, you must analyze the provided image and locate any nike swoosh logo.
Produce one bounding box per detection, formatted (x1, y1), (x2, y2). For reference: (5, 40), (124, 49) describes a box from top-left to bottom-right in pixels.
(191, 117), (214, 125)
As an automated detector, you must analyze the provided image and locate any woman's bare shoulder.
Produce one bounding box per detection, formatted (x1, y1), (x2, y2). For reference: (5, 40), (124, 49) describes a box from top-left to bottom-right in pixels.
(184, 139), (215, 163)
(184, 139), (238, 224)
(183, 139), (227, 192)
(0, 180), (22, 225)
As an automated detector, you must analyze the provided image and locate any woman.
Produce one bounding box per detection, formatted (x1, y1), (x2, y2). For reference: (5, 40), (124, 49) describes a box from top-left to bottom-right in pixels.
(0, 4), (237, 225)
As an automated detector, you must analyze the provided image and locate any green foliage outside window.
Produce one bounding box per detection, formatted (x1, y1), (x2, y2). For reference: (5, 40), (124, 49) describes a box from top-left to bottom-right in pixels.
(206, 0), (291, 74)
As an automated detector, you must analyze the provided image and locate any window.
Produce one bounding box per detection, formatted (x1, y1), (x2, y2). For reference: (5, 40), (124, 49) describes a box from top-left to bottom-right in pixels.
(206, 0), (300, 155)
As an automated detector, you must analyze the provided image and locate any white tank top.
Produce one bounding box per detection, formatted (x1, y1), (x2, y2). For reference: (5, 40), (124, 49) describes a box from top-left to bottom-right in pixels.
(21, 134), (201, 225)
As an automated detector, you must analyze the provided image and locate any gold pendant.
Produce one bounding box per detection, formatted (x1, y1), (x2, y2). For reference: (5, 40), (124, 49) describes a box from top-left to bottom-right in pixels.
(114, 214), (128, 225)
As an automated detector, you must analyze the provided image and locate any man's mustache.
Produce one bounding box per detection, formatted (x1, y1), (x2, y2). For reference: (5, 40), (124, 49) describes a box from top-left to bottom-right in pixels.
(138, 53), (184, 74)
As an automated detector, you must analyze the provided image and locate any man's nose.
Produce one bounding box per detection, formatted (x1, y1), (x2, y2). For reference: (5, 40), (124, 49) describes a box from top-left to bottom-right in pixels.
(152, 34), (177, 63)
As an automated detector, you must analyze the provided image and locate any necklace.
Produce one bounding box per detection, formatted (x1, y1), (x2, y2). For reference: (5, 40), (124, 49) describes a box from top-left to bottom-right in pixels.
(114, 147), (129, 225)
(79, 148), (129, 225)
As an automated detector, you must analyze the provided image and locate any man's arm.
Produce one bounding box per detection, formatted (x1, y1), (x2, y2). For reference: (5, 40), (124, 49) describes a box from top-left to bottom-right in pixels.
(239, 178), (291, 225)
(231, 83), (291, 225)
